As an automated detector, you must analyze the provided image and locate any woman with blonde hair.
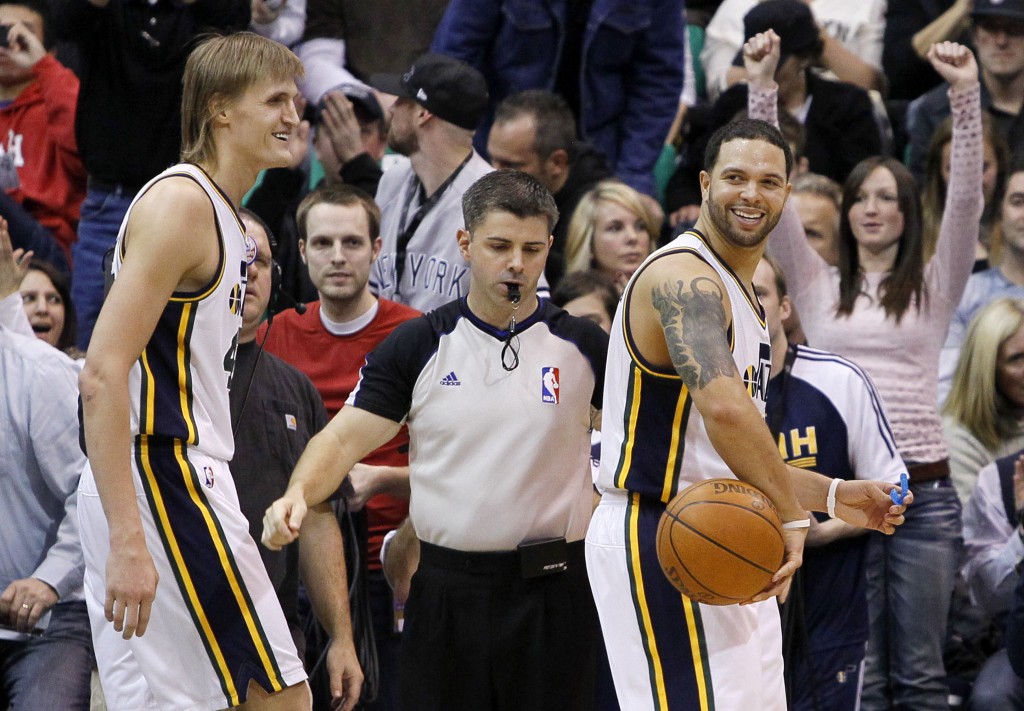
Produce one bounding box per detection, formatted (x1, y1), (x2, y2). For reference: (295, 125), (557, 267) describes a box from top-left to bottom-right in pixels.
(944, 297), (1024, 505)
(564, 180), (659, 290)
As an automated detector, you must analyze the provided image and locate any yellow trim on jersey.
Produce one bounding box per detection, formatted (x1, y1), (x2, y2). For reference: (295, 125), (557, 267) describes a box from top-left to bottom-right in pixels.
(660, 388), (691, 502)
(137, 440), (239, 702)
(615, 367), (644, 490)
(175, 304), (197, 444)
(688, 230), (767, 330)
(683, 598), (713, 710)
(789, 456), (817, 469)
(173, 446), (284, 692)
(140, 350), (157, 434)
(629, 493), (669, 708)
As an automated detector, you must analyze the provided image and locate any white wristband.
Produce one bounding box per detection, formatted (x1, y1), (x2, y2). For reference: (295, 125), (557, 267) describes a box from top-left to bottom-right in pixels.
(827, 478), (841, 519)
(782, 518), (811, 530)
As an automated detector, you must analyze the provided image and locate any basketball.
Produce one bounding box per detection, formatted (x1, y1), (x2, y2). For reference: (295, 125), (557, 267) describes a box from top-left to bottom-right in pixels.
(656, 478), (786, 606)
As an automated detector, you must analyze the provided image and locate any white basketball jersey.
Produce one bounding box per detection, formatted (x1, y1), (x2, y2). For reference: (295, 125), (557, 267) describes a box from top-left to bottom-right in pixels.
(597, 230), (772, 501)
(113, 163), (248, 461)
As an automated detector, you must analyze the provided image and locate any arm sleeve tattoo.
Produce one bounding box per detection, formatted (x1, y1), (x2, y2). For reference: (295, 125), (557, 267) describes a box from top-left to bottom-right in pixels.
(651, 276), (737, 389)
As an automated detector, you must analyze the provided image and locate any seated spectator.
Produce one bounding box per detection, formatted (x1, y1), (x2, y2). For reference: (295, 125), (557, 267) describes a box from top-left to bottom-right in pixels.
(487, 90), (612, 287)
(18, 259), (77, 355)
(564, 180), (658, 292)
(550, 270), (619, 336)
(701, 0), (887, 100)
(923, 114), (1010, 267)
(962, 451), (1024, 708)
(790, 172), (842, 267)
(0, 0), (84, 274)
(945, 298), (1024, 505)
(0, 313), (93, 710)
(250, 0), (306, 48)
(940, 162), (1024, 404)
(746, 31), (983, 709)
(907, 0), (1024, 185)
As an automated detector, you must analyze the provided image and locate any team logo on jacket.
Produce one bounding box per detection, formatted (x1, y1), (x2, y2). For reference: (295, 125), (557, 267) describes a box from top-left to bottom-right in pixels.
(541, 367), (560, 404)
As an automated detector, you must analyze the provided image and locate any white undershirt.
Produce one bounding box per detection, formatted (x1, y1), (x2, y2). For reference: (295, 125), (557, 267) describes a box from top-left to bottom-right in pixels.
(319, 300), (380, 336)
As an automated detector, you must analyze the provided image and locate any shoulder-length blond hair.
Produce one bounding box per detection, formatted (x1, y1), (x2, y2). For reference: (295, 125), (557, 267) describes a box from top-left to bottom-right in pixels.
(944, 297), (1024, 450)
(181, 32), (304, 168)
(564, 180), (659, 276)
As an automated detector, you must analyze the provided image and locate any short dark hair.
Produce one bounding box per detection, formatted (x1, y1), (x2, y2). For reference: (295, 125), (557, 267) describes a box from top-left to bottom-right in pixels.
(493, 90), (578, 160)
(704, 118), (794, 178)
(3, 0), (52, 48)
(759, 254), (788, 299)
(551, 270), (620, 323)
(462, 170), (559, 233)
(296, 185), (381, 244)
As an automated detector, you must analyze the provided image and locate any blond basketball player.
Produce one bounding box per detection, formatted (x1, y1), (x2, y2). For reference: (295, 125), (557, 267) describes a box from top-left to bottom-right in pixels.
(78, 34), (312, 711)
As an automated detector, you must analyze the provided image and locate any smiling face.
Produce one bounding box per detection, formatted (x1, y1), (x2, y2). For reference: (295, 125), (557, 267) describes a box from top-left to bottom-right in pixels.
(220, 76), (300, 171)
(590, 199), (652, 282)
(459, 210), (551, 326)
(20, 268), (64, 348)
(300, 202), (381, 311)
(701, 138), (791, 249)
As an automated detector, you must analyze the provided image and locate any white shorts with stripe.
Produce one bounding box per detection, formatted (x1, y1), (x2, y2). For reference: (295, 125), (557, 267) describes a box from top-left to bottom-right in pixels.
(79, 438), (306, 711)
(586, 491), (785, 711)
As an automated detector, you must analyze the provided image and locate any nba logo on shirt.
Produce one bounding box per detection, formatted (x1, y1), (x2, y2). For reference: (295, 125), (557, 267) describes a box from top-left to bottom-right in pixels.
(203, 466), (215, 489)
(541, 367), (560, 404)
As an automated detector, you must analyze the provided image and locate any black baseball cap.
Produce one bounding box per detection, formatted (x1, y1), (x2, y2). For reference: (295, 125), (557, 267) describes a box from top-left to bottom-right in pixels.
(744, 0), (823, 61)
(368, 53), (489, 131)
(972, 0), (1024, 21)
(316, 83), (385, 125)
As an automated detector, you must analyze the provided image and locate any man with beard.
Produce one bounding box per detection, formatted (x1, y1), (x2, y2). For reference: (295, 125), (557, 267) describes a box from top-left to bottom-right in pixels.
(585, 117), (911, 710)
(366, 53), (496, 313)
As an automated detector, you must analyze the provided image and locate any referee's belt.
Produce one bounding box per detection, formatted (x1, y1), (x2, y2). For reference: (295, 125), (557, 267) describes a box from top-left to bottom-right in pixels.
(420, 539), (585, 578)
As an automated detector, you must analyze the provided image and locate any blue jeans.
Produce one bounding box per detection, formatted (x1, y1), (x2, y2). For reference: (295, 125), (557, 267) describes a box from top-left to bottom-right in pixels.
(0, 600), (94, 709)
(71, 185), (135, 350)
(861, 481), (962, 711)
(969, 649), (1024, 710)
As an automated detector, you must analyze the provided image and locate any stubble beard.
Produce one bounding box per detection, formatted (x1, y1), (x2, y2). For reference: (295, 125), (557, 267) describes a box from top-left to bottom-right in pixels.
(706, 188), (781, 249)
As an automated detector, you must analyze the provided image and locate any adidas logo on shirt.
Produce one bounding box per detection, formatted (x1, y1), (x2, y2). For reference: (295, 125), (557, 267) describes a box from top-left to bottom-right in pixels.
(440, 371), (461, 387)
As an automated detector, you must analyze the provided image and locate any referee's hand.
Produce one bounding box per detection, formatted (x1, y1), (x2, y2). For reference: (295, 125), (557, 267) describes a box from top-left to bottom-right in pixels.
(262, 493), (306, 550)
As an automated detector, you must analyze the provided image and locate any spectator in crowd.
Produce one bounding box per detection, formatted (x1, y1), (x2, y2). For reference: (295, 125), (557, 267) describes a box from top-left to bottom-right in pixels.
(907, 0), (1024, 185)
(259, 187), (418, 711)
(250, 0), (306, 47)
(233, 208), (364, 710)
(0, 310), (92, 709)
(747, 31), (983, 711)
(265, 170), (609, 710)
(961, 451), (1024, 708)
(487, 90), (611, 287)
(944, 298), (1024, 506)
(701, 0), (888, 100)
(430, 0), (685, 203)
(1005, 529), (1024, 678)
(51, 0), (249, 350)
(922, 114), (1009, 268)
(883, 0), (959, 101)
(756, 254), (904, 711)
(18, 259), (77, 354)
(790, 172), (842, 267)
(366, 53), (499, 313)
(295, 0), (448, 104)
(0, 0), (84, 274)
(564, 180), (659, 292)
(940, 162), (1024, 404)
(550, 269), (619, 336)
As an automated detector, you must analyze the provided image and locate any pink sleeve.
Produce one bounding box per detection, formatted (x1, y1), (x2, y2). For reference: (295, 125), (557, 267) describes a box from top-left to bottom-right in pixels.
(747, 83), (830, 303)
(928, 83), (983, 314)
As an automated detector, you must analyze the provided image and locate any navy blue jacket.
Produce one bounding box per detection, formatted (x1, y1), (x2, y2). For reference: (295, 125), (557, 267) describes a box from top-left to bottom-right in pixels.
(431, 0), (685, 196)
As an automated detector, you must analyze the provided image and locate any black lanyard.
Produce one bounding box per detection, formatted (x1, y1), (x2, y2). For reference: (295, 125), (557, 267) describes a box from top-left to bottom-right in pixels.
(393, 152), (473, 293)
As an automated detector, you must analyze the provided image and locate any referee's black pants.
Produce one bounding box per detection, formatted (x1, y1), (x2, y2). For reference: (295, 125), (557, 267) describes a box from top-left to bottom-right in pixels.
(399, 540), (598, 711)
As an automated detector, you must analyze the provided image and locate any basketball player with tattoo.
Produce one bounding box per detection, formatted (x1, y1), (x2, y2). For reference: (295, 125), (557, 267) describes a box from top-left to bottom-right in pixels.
(78, 34), (311, 710)
(585, 118), (912, 710)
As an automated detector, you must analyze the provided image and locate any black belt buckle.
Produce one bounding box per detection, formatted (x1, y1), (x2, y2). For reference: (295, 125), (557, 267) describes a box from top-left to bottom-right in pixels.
(518, 537), (568, 579)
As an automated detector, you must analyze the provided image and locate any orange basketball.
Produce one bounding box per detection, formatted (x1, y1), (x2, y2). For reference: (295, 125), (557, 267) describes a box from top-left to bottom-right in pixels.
(656, 478), (785, 606)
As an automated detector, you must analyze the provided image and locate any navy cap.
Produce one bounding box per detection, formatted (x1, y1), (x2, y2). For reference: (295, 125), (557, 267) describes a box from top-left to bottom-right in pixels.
(972, 0), (1024, 21)
(368, 53), (489, 131)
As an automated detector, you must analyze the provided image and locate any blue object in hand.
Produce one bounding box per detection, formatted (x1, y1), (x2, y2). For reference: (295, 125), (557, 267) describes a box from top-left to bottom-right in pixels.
(890, 472), (909, 506)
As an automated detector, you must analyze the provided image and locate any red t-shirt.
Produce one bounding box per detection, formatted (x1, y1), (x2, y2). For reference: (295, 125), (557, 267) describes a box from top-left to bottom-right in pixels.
(259, 298), (420, 568)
